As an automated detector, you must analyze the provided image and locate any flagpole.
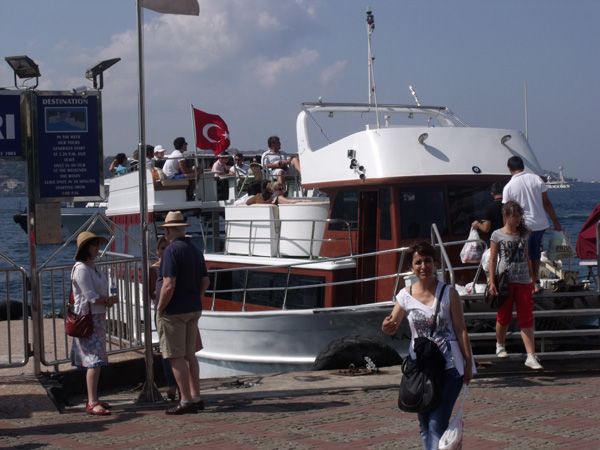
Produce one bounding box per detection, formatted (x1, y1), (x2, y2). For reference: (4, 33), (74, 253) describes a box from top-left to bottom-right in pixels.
(135, 0), (161, 403)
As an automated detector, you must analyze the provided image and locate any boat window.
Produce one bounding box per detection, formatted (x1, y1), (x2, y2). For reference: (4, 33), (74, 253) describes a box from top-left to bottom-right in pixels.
(379, 187), (392, 240)
(447, 185), (490, 236)
(398, 187), (447, 238)
(210, 269), (324, 309)
(328, 191), (358, 231)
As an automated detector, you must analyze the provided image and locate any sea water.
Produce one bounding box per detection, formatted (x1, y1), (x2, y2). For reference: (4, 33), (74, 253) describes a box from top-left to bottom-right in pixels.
(0, 183), (598, 313)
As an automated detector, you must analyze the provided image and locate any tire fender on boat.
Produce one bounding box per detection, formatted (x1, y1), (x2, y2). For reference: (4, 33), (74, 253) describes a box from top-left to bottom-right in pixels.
(312, 335), (402, 371)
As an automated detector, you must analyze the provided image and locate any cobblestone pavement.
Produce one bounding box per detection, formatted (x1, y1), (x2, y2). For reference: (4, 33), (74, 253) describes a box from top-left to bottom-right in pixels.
(1, 369), (600, 449)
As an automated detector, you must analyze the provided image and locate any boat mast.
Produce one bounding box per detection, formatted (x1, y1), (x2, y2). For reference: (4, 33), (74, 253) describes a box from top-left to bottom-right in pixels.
(366, 8), (380, 128)
(524, 80), (528, 140)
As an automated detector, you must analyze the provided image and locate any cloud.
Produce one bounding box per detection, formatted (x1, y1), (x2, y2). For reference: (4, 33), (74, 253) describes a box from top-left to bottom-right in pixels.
(320, 60), (348, 85)
(250, 48), (319, 86)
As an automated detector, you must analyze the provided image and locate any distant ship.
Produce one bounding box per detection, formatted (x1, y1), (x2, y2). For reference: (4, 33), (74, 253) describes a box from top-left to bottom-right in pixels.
(546, 166), (571, 189)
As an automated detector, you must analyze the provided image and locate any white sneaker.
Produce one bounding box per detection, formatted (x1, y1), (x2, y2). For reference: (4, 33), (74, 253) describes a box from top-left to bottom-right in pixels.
(525, 354), (543, 370)
(496, 344), (508, 358)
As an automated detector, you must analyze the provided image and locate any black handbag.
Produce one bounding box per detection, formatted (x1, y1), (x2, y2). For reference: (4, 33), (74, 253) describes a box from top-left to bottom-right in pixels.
(398, 284), (448, 413)
(484, 270), (509, 309)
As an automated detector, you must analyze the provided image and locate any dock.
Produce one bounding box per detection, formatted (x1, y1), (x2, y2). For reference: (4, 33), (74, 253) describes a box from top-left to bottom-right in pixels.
(2, 355), (600, 449)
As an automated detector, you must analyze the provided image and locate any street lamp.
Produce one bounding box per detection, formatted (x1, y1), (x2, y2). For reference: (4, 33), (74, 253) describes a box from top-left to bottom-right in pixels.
(85, 58), (121, 90)
(4, 55), (41, 89)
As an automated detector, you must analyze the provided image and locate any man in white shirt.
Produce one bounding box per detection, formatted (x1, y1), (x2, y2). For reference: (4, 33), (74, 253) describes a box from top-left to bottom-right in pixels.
(163, 137), (194, 179)
(229, 152), (250, 177)
(503, 156), (562, 292)
(261, 135), (301, 185)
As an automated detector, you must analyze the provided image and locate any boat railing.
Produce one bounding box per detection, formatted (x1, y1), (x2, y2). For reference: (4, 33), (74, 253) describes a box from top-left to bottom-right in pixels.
(36, 252), (146, 366)
(207, 246), (411, 311)
(430, 223), (490, 289)
(223, 217), (353, 259)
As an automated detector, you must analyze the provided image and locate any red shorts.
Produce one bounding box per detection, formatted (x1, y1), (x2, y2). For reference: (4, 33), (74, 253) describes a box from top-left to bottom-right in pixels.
(496, 283), (534, 328)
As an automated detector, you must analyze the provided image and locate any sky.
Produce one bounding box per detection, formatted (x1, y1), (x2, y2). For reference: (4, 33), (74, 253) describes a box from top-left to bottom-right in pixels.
(1, 0), (599, 181)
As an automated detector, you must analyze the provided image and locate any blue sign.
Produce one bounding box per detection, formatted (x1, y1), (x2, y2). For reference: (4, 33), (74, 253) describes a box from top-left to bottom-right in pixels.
(0, 91), (23, 158)
(35, 93), (102, 200)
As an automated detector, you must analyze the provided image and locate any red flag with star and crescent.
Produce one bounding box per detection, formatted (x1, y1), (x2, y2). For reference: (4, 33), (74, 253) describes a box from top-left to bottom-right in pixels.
(192, 106), (230, 155)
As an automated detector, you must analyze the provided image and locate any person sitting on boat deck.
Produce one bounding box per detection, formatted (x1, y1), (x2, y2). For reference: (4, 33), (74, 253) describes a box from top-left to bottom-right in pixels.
(211, 151), (232, 200)
(129, 148), (139, 171)
(270, 181), (306, 205)
(229, 152), (250, 177)
(261, 135), (301, 185)
(157, 211), (210, 415)
(472, 181), (504, 246)
(163, 137), (194, 180)
(109, 153), (128, 176)
(234, 180), (260, 205)
(246, 180), (273, 205)
(145, 144), (155, 169)
(502, 156), (562, 293)
(230, 152), (251, 193)
(153, 145), (166, 169)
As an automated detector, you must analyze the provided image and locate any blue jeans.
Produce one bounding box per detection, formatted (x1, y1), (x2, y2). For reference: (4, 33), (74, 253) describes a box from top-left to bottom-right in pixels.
(418, 368), (464, 450)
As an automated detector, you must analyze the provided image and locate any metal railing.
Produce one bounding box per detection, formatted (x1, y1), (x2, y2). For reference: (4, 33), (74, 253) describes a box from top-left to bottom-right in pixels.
(207, 246), (411, 311)
(223, 217), (353, 259)
(37, 252), (146, 366)
(0, 252), (30, 368)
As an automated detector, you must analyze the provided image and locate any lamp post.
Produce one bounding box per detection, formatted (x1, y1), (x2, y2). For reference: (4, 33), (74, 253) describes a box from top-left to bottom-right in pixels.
(85, 58), (121, 91)
(5, 55), (42, 374)
(4, 55), (41, 89)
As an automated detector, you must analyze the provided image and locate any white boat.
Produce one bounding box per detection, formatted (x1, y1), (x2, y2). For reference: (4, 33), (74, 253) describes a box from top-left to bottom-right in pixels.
(13, 180), (110, 240)
(545, 166), (571, 189)
(103, 11), (559, 379)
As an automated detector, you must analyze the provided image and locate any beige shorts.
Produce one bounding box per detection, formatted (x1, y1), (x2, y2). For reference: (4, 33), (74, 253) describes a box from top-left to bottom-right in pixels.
(157, 310), (201, 360)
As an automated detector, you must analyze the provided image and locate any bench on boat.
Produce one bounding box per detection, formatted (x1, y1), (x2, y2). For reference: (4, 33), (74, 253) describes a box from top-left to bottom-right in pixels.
(278, 200), (329, 257)
(224, 200), (330, 257)
(152, 167), (191, 189)
(225, 204), (280, 256)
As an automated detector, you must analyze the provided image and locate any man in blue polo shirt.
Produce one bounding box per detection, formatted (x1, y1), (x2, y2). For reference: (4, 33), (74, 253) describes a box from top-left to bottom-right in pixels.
(156, 211), (209, 415)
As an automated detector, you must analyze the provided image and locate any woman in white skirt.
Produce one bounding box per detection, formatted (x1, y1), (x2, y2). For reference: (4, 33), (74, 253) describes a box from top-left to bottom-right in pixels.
(70, 231), (118, 416)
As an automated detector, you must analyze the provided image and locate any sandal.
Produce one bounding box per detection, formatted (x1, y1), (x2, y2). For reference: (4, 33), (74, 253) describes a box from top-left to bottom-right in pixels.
(99, 401), (111, 409)
(86, 401), (111, 416)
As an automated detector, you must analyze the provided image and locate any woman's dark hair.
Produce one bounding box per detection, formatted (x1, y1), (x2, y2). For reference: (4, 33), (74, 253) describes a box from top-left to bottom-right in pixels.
(75, 239), (100, 262)
(406, 241), (438, 263)
(247, 181), (262, 196)
(260, 181), (273, 201)
(156, 236), (167, 250)
(115, 153), (127, 164)
(502, 200), (529, 237)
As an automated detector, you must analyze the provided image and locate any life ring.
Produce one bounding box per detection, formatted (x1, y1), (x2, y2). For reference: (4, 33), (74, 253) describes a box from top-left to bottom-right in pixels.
(312, 335), (402, 371)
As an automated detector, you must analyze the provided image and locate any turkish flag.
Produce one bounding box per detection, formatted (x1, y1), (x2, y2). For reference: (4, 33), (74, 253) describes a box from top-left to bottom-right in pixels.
(192, 107), (231, 155)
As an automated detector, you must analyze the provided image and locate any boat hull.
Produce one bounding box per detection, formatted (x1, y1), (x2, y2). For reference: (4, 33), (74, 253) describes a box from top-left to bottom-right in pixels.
(197, 302), (409, 378)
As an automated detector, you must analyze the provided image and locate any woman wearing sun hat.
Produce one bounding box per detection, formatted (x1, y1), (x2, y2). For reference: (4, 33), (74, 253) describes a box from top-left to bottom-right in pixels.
(70, 231), (118, 416)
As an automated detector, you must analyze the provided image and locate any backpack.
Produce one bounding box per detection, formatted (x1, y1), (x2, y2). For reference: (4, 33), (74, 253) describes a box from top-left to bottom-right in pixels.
(398, 284), (448, 413)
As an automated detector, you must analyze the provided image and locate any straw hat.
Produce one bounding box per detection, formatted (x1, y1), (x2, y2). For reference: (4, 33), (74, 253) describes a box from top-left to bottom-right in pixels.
(75, 231), (108, 260)
(160, 211), (190, 228)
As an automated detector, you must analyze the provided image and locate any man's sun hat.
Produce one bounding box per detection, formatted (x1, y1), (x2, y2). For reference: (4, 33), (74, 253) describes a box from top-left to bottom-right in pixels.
(75, 231), (108, 260)
(154, 145), (165, 154)
(160, 211), (190, 228)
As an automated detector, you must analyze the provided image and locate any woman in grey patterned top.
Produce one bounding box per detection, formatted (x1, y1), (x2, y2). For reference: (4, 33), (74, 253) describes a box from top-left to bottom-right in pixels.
(489, 201), (543, 370)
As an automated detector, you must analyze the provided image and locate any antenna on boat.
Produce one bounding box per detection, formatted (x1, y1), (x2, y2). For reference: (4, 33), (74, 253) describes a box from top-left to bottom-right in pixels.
(524, 80), (529, 140)
(366, 7), (380, 128)
(409, 85), (421, 106)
